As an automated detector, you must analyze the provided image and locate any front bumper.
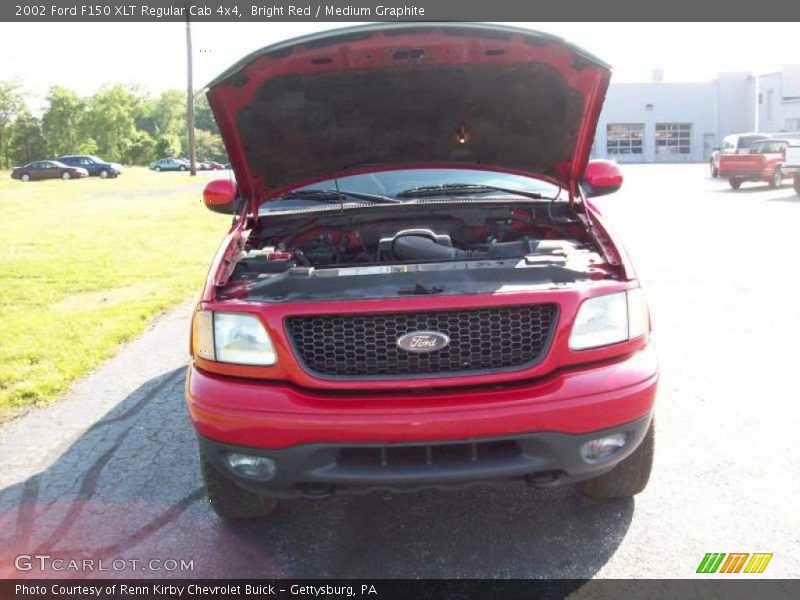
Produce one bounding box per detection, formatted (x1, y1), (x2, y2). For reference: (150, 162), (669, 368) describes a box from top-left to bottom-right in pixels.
(186, 345), (658, 497)
(198, 413), (653, 498)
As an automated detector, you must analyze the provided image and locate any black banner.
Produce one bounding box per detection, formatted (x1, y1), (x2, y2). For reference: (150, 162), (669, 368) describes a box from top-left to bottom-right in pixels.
(3, 0), (800, 22)
(2, 580), (800, 600)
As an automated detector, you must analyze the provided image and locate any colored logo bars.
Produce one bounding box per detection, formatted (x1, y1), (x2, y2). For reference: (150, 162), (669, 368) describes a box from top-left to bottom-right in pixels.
(696, 553), (773, 574)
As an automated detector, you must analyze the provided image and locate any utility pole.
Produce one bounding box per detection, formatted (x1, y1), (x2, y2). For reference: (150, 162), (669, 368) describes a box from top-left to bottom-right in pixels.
(185, 6), (197, 176)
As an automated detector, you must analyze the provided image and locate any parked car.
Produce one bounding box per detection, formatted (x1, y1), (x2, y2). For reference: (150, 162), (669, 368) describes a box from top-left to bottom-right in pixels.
(149, 157), (190, 171)
(710, 133), (771, 178)
(781, 143), (800, 194)
(57, 155), (123, 178)
(187, 23), (657, 520)
(202, 160), (225, 170)
(10, 160), (89, 182)
(718, 139), (798, 189)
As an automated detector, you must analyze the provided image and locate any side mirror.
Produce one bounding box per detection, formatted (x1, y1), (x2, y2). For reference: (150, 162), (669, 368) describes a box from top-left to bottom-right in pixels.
(583, 160), (623, 198)
(203, 179), (237, 214)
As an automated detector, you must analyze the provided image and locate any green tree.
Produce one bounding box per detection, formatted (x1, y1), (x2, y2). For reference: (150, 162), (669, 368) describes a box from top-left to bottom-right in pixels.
(8, 108), (47, 166)
(155, 133), (182, 159)
(194, 129), (226, 163)
(127, 129), (157, 165)
(134, 96), (158, 138)
(0, 80), (24, 168)
(153, 90), (186, 137)
(194, 95), (219, 135)
(82, 85), (142, 163)
(41, 86), (87, 157)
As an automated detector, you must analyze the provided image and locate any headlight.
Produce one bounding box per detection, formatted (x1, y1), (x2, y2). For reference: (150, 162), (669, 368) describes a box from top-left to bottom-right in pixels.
(192, 310), (277, 365)
(569, 289), (649, 350)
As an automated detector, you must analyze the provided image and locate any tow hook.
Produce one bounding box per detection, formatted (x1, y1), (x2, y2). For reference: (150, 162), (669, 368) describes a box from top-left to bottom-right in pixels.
(526, 470), (561, 487)
(298, 483), (336, 499)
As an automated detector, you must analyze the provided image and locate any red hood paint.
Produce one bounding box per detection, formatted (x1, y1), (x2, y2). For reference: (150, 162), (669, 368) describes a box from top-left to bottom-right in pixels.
(206, 23), (611, 214)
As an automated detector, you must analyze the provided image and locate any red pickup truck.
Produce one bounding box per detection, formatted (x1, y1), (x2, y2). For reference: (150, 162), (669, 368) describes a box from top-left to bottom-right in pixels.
(186, 23), (657, 520)
(718, 139), (797, 189)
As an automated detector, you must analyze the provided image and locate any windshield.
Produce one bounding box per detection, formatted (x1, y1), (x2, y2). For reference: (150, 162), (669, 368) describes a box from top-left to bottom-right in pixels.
(260, 168), (561, 214)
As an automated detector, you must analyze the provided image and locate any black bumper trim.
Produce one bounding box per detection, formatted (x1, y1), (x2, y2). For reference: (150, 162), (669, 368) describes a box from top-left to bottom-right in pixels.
(197, 413), (653, 499)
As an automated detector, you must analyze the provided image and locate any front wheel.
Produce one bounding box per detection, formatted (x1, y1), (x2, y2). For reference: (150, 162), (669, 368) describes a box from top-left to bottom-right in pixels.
(20, 173), (31, 182)
(769, 168), (782, 189)
(179, 165), (187, 171)
(728, 178), (742, 190)
(154, 166), (161, 172)
(199, 448), (278, 520)
(61, 171), (71, 180)
(578, 421), (655, 499)
(710, 160), (718, 178)
(99, 169), (109, 179)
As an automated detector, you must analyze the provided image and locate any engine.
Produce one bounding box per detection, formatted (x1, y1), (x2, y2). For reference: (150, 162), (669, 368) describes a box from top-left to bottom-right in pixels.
(220, 207), (613, 301)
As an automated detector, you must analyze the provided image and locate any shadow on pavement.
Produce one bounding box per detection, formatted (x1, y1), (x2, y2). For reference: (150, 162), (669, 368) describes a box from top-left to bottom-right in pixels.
(711, 184), (793, 194)
(766, 194), (800, 202)
(0, 369), (634, 579)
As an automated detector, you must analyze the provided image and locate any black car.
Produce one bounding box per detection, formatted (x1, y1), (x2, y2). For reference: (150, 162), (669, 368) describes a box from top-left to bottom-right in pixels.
(57, 155), (123, 178)
(11, 160), (89, 182)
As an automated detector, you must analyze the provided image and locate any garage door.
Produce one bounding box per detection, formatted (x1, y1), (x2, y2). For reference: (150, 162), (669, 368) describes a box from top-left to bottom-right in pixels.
(656, 123), (693, 162)
(606, 124), (645, 163)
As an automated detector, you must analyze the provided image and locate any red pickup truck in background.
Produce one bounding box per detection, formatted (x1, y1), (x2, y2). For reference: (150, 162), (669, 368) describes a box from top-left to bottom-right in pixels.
(719, 139), (798, 190)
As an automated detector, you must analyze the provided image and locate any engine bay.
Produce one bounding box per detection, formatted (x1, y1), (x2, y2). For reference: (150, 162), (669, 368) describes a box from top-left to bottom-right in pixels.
(217, 204), (618, 302)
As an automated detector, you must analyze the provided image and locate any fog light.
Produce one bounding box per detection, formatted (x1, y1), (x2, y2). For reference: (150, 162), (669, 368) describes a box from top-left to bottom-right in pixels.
(580, 433), (628, 463)
(225, 453), (277, 480)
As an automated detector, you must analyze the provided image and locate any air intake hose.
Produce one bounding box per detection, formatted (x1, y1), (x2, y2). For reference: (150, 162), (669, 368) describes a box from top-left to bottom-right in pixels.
(392, 235), (536, 261)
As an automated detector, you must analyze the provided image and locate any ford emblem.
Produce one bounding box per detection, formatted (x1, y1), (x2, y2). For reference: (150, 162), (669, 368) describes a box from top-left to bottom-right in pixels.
(396, 331), (450, 353)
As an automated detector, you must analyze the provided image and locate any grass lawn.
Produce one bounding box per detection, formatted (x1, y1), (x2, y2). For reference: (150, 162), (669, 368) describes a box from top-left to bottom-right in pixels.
(0, 167), (230, 417)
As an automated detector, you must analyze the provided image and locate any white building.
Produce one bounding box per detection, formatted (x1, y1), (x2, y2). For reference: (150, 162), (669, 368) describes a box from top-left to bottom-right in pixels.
(592, 67), (800, 163)
(757, 66), (800, 134)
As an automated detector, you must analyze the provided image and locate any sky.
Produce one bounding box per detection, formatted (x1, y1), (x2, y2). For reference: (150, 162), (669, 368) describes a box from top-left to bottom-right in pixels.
(1, 21), (799, 110)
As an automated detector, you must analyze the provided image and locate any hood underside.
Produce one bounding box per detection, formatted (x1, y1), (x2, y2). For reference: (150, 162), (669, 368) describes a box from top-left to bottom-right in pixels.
(206, 23), (611, 209)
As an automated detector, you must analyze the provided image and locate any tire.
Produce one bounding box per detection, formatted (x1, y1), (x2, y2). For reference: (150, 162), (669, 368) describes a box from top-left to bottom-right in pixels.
(199, 448), (278, 520)
(61, 171), (71, 180)
(21, 173), (30, 182)
(179, 165), (187, 171)
(769, 168), (782, 189)
(794, 176), (800, 195)
(99, 169), (109, 179)
(154, 166), (161, 172)
(578, 421), (655, 499)
(710, 160), (718, 178)
(728, 178), (742, 190)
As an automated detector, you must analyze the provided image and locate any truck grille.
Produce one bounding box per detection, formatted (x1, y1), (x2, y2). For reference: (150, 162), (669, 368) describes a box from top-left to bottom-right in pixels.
(286, 304), (557, 378)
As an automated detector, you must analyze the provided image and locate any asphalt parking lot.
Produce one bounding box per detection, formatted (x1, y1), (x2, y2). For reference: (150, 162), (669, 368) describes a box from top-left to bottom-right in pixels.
(1, 163), (799, 579)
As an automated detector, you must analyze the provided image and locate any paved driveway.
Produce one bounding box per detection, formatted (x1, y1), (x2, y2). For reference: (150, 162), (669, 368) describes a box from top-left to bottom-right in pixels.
(1, 164), (799, 578)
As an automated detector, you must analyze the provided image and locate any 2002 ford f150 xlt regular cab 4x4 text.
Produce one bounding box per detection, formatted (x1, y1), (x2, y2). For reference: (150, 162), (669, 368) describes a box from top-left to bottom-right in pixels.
(185, 23), (658, 519)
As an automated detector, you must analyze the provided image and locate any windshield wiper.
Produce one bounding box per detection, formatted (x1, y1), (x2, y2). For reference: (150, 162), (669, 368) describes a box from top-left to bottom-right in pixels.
(396, 183), (548, 200)
(275, 188), (401, 204)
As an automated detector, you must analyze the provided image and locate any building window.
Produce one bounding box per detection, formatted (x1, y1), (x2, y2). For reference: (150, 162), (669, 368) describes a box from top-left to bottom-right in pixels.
(607, 124), (644, 155)
(655, 123), (692, 156)
(786, 118), (800, 132)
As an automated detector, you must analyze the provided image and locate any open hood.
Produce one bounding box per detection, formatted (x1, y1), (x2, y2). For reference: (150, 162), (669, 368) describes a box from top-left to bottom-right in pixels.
(206, 23), (611, 213)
